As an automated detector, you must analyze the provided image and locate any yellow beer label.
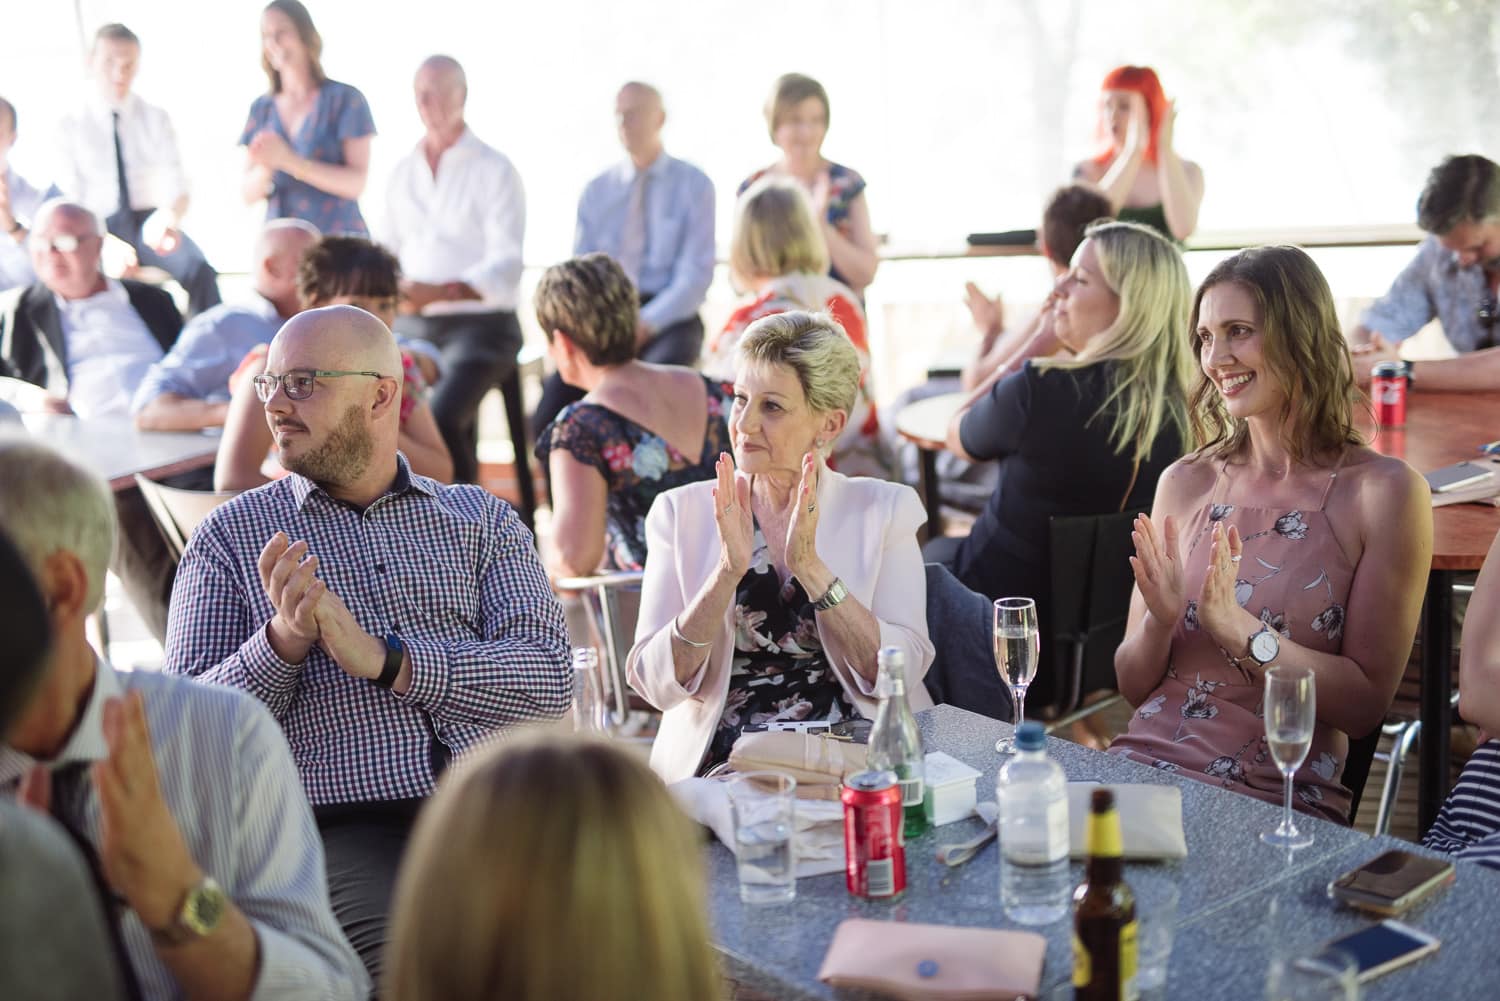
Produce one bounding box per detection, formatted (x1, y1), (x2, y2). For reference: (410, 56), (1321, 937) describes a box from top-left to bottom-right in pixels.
(1072, 932), (1090, 987)
(1086, 805), (1124, 857)
(1120, 918), (1139, 1001)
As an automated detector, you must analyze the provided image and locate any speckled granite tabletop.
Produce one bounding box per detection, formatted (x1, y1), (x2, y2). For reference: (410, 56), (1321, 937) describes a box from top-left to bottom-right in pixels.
(706, 704), (1500, 1000)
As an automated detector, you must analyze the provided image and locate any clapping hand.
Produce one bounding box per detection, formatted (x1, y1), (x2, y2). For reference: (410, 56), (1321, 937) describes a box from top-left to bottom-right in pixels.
(1124, 92), (1149, 155)
(809, 168), (833, 221)
(1195, 521), (1250, 648)
(314, 584), (388, 684)
(963, 282), (1004, 338)
(1129, 512), (1186, 626)
(713, 452), (753, 578)
(247, 130), (294, 172)
(1157, 98), (1177, 154)
(259, 531), (325, 663)
(93, 692), (204, 930)
(784, 451), (823, 583)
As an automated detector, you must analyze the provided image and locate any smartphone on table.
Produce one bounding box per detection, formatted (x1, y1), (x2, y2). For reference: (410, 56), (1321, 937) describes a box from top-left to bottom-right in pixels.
(1326, 849), (1455, 916)
(1317, 919), (1440, 983)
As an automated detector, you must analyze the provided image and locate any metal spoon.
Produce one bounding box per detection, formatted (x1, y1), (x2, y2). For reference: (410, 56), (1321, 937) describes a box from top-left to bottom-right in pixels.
(935, 819), (998, 866)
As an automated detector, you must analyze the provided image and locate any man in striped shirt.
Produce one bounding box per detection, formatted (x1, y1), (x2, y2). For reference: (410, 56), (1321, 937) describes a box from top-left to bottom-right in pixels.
(163, 305), (571, 982)
(0, 436), (367, 1000)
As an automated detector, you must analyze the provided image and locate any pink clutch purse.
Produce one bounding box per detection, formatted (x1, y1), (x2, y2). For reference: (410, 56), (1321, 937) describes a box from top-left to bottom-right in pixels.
(817, 918), (1047, 1000)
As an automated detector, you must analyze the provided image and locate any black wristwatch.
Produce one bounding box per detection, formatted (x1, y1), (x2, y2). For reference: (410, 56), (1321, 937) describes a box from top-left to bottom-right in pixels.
(373, 634), (404, 688)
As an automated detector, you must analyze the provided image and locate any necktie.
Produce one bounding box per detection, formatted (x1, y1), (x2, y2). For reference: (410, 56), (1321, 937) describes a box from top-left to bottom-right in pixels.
(111, 111), (132, 223)
(617, 170), (649, 285)
(50, 762), (145, 1001)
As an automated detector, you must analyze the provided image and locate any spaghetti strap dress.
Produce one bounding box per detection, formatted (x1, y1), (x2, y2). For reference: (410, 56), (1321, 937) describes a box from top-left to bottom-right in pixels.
(1109, 454), (1355, 824)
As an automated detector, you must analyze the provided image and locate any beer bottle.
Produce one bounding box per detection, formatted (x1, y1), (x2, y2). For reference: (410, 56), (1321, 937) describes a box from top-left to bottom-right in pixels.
(1073, 788), (1138, 1001)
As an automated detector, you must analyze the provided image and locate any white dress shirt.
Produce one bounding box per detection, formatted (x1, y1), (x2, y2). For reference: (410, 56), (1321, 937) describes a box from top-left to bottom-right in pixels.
(0, 167), (46, 290)
(59, 278), (165, 419)
(0, 659), (370, 1000)
(55, 92), (189, 219)
(382, 128), (525, 314)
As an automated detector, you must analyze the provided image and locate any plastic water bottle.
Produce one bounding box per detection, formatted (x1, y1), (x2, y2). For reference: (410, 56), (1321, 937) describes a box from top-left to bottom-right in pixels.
(997, 721), (1070, 924)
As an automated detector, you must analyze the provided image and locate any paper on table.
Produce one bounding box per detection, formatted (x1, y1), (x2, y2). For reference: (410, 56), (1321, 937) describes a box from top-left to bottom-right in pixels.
(1066, 782), (1187, 860)
(671, 776), (848, 877)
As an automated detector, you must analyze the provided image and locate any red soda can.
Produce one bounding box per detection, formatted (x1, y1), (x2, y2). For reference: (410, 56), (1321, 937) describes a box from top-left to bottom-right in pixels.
(841, 770), (906, 899)
(1371, 361), (1408, 429)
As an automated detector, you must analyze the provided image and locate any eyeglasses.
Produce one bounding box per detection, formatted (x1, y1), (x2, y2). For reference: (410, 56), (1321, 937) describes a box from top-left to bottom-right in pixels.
(252, 369), (386, 402)
(30, 234), (94, 254)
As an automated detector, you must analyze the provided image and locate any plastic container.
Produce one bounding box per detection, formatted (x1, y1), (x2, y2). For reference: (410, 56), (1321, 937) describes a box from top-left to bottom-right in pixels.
(997, 722), (1070, 925)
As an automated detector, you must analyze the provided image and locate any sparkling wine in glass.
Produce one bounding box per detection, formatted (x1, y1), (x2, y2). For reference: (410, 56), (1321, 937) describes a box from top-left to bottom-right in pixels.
(993, 597), (1040, 755)
(1260, 664), (1315, 850)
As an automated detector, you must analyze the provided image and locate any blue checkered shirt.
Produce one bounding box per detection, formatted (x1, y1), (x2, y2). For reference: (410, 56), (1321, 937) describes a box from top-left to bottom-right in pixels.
(1362, 235), (1499, 351)
(163, 454), (571, 806)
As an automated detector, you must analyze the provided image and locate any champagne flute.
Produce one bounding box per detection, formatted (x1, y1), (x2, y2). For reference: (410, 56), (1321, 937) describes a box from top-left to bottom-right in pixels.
(1260, 664), (1315, 849)
(993, 597), (1040, 755)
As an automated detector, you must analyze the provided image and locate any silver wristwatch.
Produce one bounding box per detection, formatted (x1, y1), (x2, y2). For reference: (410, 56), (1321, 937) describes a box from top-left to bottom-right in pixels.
(812, 577), (849, 612)
(1245, 626), (1281, 666)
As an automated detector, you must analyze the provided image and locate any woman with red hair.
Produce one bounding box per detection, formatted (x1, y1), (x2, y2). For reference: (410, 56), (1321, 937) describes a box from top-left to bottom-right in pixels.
(1073, 66), (1205, 243)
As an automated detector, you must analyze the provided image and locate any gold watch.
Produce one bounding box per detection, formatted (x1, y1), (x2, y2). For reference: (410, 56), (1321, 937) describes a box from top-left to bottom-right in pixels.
(149, 876), (227, 946)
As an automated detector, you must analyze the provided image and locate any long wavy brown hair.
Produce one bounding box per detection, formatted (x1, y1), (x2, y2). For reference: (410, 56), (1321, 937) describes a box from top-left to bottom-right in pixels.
(1187, 245), (1368, 464)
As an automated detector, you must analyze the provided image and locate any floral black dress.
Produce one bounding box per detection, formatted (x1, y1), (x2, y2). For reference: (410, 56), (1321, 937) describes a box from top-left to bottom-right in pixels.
(536, 376), (731, 571)
(703, 525), (857, 771)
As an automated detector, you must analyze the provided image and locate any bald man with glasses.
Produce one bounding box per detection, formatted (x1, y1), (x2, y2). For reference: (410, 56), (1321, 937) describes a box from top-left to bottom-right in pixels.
(163, 305), (570, 983)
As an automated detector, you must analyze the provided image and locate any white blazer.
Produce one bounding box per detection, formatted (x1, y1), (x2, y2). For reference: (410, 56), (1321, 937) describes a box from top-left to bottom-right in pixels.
(628, 468), (936, 784)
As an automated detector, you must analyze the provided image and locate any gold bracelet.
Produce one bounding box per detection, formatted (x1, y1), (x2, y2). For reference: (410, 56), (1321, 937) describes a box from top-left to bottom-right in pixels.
(670, 617), (711, 649)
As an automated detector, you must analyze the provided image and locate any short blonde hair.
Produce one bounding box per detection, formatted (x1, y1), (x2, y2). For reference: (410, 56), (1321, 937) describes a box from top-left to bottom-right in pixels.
(0, 435), (117, 612)
(383, 733), (722, 1001)
(737, 310), (860, 418)
(729, 178), (829, 283)
(764, 72), (829, 141)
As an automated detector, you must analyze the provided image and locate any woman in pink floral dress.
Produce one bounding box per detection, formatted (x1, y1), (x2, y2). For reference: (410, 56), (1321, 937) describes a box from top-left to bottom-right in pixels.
(1109, 246), (1432, 824)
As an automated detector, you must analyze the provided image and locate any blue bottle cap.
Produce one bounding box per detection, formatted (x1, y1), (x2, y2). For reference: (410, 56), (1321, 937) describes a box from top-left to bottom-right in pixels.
(916, 960), (939, 978)
(1015, 721), (1045, 751)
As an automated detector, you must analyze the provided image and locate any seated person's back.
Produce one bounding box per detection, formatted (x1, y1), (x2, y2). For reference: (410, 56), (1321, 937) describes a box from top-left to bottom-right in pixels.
(533, 253), (730, 575)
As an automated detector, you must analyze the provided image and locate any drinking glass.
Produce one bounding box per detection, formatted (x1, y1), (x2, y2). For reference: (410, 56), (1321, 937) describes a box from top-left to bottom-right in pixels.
(1260, 664), (1315, 849)
(727, 771), (797, 903)
(1265, 946), (1359, 1000)
(571, 647), (608, 734)
(993, 597), (1040, 755)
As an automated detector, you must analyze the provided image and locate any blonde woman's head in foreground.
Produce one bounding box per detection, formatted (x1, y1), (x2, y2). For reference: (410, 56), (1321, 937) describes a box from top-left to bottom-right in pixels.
(383, 732), (721, 1001)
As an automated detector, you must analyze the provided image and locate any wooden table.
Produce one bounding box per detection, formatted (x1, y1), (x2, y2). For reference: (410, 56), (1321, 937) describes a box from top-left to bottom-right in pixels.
(1366, 391), (1500, 833)
(893, 391), (965, 540)
(20, 413), (220, 491)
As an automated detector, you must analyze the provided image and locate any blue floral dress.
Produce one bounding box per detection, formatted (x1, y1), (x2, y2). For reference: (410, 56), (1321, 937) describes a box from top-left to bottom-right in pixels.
(239, 80), (375, 236)
(535, 376), (731, 571)
(703, 524), (857, 770)
(1109, 455), (1355, 825)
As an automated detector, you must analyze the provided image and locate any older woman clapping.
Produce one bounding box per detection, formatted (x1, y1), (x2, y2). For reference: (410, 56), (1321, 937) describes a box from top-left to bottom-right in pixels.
(628, 312), (933, 782)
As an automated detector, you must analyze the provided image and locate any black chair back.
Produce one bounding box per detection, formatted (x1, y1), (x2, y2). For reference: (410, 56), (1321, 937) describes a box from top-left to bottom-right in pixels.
(1342, 726), (1382, 825)
(1039, 509), (1145, 717)
(922, 563), (1014, 721)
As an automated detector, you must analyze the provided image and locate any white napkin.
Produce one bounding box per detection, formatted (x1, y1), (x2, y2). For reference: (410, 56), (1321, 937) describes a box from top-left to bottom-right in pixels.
(671, 776), (848, 877)
(1066, 782), (1187, 860)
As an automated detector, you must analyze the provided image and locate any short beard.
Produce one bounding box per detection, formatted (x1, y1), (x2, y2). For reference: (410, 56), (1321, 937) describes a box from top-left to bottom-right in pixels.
(280, 404), (373, 487)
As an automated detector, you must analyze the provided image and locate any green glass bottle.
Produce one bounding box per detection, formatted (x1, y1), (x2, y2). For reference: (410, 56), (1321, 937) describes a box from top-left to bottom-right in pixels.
(867, 646), (928, 839)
